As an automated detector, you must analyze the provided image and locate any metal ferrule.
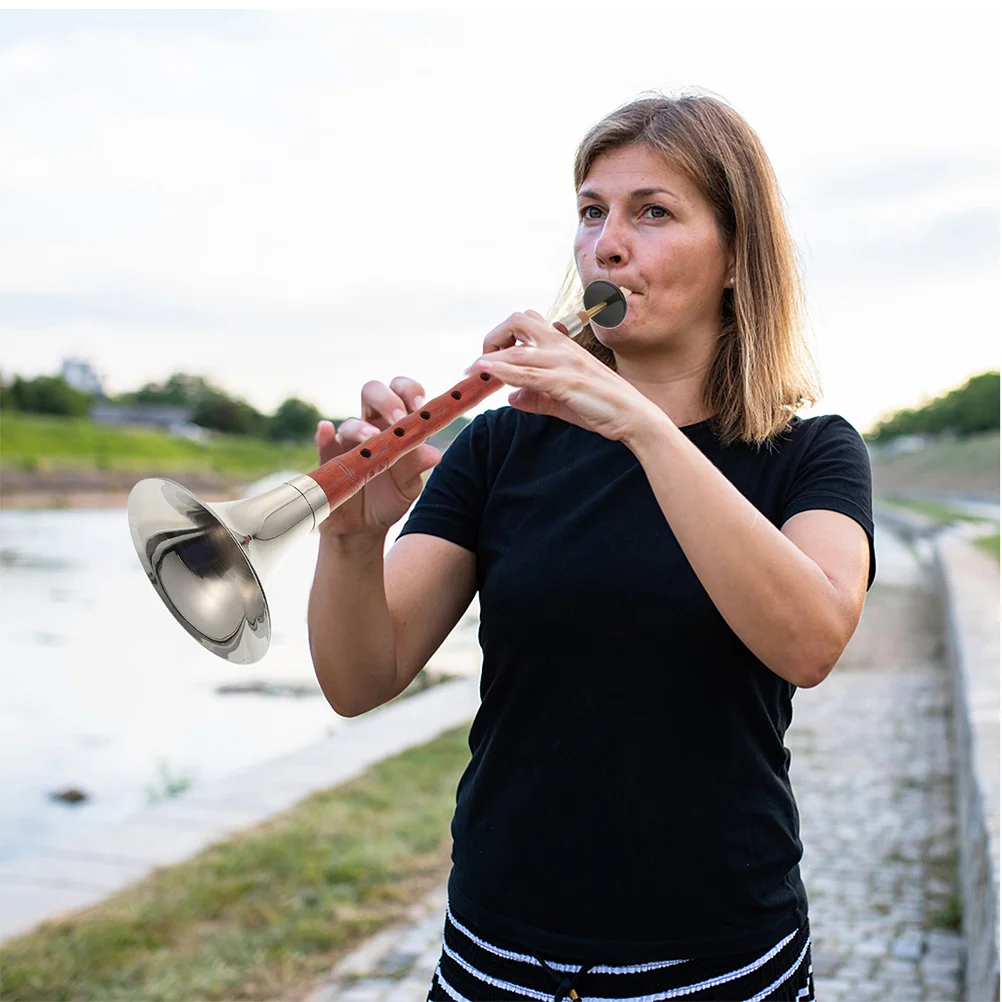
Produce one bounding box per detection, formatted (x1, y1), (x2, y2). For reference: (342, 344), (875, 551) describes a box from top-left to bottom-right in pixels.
(555, 310), (587, 339)
(285, 473), (332, 528)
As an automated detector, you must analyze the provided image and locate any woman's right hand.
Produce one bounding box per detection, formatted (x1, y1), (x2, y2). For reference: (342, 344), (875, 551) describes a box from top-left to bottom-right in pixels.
(314, 376), (442, 539)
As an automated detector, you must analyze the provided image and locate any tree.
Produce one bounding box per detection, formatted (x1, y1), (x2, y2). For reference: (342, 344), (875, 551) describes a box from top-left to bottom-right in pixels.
(128, 372), (268, 436)
(2, 375), (91, 416)
(866, 371), (999, 442)
(268, 397), (322, 442)
(191, 390), (267, 437)
(133, 373), (211, 408)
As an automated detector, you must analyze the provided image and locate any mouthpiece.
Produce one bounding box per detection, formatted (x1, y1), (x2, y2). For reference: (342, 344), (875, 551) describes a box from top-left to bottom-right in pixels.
(566, 279), (630, 333)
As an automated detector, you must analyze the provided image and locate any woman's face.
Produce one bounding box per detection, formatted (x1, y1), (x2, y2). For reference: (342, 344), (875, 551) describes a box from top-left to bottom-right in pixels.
(574, 143), (733, 352)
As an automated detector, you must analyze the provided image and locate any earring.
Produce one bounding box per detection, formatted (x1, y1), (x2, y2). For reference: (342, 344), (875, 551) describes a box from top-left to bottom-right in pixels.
(728, 277), (735, 286)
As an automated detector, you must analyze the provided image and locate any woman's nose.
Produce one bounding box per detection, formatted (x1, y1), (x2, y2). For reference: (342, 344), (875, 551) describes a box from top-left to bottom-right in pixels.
(594, 217), (629, 268)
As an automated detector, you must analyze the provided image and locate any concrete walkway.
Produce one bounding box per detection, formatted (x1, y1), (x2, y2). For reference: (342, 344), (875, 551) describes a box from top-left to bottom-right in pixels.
(304, 512), (992, 1002)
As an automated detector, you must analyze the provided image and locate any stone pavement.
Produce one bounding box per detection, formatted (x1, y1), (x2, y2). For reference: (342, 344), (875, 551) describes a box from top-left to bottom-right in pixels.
(791, 525), (964, 1002)
(306, 515), (969, 1002)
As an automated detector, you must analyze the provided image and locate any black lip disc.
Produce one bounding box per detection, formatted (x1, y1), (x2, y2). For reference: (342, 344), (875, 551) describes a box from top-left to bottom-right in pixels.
(582, 280), (628, 328)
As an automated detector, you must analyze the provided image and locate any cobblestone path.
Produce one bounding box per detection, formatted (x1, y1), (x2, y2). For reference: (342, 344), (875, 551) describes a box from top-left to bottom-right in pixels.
(306, 521), (964, 1001)
(791, 535), (964, 1001)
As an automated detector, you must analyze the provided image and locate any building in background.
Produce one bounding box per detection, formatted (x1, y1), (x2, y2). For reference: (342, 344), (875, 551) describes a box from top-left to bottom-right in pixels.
(60, 358), (104, 397)
(90, 402), (209, 444)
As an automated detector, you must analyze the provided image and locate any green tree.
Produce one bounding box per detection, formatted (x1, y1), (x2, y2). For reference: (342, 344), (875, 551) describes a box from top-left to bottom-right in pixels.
(268, 397), (323, 442)
(128, 372), (268, 436)
(2, 375), (91, 416)
(133, 373), (211, 408)
(191, 390), (267, 437)
(867, 371), (1000, 442)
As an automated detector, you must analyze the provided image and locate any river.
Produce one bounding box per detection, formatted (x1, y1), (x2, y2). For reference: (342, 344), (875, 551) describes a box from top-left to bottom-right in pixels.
(0, 502), (445, 866)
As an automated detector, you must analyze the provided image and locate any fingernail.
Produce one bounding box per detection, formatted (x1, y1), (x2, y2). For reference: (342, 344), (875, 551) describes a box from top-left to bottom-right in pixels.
(391, 409), (407, 423)
(414, 396), (426, 408)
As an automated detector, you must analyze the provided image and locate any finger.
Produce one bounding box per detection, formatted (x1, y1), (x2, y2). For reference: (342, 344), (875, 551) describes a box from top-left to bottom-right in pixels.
(360, 380), (408, 427)
(467, 344), (554, 377)
(315, 420), (342, 464)
(388, 376), (428, 413)
(508, 387), (555, 415)
(335, 416), (383, 451)
(480, 314), (521, 355)
(315, 419), (337, 447)
(481, 311), (555, 354)
(391, 443), (442, 498)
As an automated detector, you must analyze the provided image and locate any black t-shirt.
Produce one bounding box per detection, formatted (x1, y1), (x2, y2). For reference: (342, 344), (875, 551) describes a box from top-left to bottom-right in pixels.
(398, 407), (876, 962)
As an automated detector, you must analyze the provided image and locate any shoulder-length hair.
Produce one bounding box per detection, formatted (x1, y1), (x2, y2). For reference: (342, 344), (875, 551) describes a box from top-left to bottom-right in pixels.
(548, 90), (822, 449)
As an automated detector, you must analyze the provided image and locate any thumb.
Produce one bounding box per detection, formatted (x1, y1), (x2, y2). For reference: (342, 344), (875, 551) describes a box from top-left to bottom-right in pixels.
(392, 444), (442, 499)
(315, 420), (340, 465)
(508, 388), (554, 415)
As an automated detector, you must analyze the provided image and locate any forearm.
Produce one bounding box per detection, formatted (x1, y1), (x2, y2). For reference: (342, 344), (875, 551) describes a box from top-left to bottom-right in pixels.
(308, 529), (399, 716)
(625, 411), (844, 687)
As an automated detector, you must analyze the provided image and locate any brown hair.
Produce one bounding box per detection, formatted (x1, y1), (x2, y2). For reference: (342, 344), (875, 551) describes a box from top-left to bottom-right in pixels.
(548, 89), (822, 449)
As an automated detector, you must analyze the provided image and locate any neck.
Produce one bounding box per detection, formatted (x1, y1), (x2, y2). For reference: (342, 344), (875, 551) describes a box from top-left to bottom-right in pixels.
(613, 339), (716, 430)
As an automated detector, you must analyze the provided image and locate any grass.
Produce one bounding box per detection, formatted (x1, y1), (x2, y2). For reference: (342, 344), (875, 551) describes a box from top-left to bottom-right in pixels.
(877, 495), (1000, 563)
(929, 894), (964, 932)
(0, 725), (471, 1002)
(869, 429), (999, 498)
(973, 532), (1000, 563)
(0, 412), (318, 477)
(879, 496), (992, 525)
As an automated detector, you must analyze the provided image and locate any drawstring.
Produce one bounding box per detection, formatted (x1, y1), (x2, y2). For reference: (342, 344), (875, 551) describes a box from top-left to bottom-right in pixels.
(536, 956), (595, 1001)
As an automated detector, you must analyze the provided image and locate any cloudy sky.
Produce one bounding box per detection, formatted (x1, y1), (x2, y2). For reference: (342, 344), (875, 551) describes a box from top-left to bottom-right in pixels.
(0, 8), (998, 434)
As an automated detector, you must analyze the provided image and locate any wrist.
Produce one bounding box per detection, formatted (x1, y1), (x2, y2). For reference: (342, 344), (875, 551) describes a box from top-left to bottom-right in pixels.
(318, 523), (387, 557)
(621, 404), (677, 455)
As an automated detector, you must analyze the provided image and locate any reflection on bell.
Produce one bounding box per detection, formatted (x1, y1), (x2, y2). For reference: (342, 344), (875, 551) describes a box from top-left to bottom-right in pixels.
(127, 475), (329, 664)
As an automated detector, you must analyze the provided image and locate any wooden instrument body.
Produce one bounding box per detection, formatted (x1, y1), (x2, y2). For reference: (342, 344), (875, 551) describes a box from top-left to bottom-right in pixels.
(306, 371), (502, 510)
(303, 285), (626, 515)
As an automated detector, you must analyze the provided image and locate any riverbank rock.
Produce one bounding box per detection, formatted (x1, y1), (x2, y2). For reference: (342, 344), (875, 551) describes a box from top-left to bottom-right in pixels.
(48, 787), (89, 804)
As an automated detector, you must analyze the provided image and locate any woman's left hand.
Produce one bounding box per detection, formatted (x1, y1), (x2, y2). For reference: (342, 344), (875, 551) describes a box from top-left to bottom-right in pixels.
(464, 309), (663, 443)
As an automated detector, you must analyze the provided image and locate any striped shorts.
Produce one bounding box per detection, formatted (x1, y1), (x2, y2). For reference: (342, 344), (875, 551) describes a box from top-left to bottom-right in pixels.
(427, 902), (815, 1001)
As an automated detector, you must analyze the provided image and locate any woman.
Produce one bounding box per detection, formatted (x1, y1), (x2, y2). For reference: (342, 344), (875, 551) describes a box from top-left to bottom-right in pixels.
(309, 92), (876, 1001)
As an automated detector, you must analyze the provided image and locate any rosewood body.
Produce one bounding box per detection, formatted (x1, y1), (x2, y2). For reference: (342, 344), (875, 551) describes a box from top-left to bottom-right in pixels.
(306, 370), (502, 511)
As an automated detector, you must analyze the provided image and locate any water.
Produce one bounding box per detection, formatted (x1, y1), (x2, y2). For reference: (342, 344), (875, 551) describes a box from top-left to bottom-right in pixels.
(0, 504), (425, 865)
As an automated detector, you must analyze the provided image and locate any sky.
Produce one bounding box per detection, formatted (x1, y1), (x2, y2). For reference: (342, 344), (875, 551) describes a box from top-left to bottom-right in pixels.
(0, 8), (998, 435)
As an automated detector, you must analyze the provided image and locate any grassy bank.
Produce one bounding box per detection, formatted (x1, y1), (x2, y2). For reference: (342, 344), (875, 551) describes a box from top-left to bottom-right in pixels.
(0, 726), (470, 1002)
(869, 430), (999, 499)
(973, 533), (1000, 563)
(1, 412), (318, 477)
(878, 497), (994, 526)
(878, 496), (1000, 564)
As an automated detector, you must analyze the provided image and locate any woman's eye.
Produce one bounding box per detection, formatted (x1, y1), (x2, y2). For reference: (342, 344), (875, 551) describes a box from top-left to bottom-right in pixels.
(645, 204), (670, 219)
(580, 205), (603, 220)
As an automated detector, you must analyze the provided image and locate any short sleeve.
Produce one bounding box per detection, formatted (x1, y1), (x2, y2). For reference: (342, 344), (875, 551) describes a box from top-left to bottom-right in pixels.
(395, 413), (491, 553)
(781, 415), (877, 591)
